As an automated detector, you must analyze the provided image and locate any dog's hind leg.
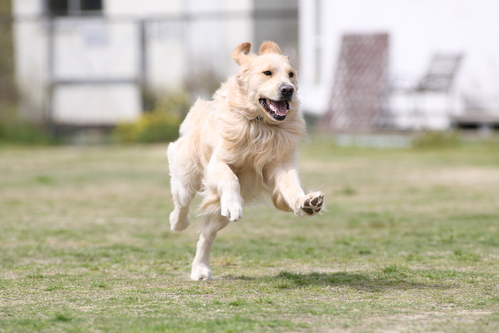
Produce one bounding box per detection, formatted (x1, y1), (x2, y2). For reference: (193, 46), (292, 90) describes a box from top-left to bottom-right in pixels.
(190, 214), (229, 281)
(167, 141), (199, 232)
(169, 179), (195, 232)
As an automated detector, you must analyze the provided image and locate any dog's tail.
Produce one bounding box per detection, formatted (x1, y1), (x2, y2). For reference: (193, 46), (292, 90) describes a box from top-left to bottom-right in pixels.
(197, 191), (221, 217)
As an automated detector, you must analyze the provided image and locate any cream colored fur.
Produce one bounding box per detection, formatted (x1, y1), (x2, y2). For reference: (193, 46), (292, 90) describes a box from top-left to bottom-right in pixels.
(167, 41), (324, 281)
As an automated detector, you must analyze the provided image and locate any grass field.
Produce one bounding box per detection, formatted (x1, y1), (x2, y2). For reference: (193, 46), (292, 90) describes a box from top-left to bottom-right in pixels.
(1, 137), (499, 332)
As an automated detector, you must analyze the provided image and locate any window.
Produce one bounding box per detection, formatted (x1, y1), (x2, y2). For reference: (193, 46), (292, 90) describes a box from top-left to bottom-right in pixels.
(46, 0), (103, 16)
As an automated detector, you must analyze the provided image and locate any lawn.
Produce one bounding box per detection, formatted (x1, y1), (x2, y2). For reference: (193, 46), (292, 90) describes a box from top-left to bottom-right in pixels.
(0, 137), (498, 332)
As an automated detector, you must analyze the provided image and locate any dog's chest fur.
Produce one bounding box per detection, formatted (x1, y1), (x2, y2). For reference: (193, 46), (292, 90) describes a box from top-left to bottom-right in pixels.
(220, 117), (299, 171)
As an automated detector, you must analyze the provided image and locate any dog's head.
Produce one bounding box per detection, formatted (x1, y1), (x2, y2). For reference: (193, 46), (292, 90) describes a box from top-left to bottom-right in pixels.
(232, 41), (298, 123)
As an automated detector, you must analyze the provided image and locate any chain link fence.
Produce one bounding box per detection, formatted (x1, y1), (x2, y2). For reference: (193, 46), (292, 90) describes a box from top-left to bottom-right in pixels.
(320, 33), (391, 132)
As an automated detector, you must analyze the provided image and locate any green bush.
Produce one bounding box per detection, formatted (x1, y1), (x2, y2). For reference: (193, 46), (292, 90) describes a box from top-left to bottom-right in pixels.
(113, 92), (190, 143)
(412, 130), (461, 149)
(0, 105), (54, 145)
(0, 121), (53, 145)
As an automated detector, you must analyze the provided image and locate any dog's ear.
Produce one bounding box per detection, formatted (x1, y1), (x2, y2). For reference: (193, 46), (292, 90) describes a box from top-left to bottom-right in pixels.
(232, 42), (252, 66)
(258, 41), (282, 56)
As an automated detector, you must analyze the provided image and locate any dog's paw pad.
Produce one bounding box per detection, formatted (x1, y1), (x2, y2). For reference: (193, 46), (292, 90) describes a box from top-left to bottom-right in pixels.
(302, 206), (314, 215)
(310, 196), (323, 207)
(300, 192), (324, 216)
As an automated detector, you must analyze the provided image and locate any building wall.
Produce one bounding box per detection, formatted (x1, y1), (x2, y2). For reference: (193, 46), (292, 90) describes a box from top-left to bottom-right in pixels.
(13, 0), (49, 123)
(107, 0), (254, 93)
(13, 0), (254, 125)
(299, 0), (499, 129)
(254, 0), (298, 58)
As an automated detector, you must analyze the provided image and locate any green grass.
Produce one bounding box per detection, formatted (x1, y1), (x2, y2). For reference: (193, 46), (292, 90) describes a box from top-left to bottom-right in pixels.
(1, 138), (499, 332)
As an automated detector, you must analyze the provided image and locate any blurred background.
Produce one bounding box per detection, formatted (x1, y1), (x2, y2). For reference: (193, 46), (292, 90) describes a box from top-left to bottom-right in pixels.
(1, 0), (499, 144)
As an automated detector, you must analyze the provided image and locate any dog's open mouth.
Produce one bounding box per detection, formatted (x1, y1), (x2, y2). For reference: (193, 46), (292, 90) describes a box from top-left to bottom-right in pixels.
(259, 98), (290, 121)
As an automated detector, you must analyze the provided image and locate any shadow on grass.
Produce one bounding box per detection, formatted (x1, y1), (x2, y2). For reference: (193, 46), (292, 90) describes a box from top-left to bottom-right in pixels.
(228, 270), (455, 292)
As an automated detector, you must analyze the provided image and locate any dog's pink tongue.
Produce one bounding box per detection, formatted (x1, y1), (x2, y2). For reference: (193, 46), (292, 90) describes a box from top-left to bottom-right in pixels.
(268, 100), (288, 116)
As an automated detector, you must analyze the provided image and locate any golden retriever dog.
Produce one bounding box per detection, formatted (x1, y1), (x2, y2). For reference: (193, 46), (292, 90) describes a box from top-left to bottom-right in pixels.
(167, 41), (324, 281)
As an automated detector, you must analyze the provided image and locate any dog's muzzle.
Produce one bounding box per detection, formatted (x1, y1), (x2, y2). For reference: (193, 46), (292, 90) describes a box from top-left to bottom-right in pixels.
(259, 98), (290, 121)
(258, 84), (294, 121)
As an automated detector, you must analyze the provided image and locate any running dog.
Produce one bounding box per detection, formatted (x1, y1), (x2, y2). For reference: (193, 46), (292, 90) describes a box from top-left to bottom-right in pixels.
(167, 41), (324, 280)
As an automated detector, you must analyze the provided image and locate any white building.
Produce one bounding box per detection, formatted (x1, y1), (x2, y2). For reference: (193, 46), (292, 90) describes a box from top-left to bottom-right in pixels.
(13, 0), (297, 126)
(299, 0), (499, 130)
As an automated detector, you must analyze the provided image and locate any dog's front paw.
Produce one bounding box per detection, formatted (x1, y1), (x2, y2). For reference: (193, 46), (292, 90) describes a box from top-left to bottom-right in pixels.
(298, 192), (324, 216)
(220, 196), (243, 221)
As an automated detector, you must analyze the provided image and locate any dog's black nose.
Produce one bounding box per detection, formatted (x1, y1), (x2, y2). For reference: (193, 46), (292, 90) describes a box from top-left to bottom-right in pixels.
(279, 84), (294, 98)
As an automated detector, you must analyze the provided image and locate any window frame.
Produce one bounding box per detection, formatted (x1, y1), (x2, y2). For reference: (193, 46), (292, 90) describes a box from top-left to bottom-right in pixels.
(45, 0), (103, 17)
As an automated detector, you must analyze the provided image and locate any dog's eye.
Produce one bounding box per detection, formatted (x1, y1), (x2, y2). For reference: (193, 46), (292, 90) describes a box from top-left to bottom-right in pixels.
(263, 71), (272, 76)
(289, 72), (294, 78)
